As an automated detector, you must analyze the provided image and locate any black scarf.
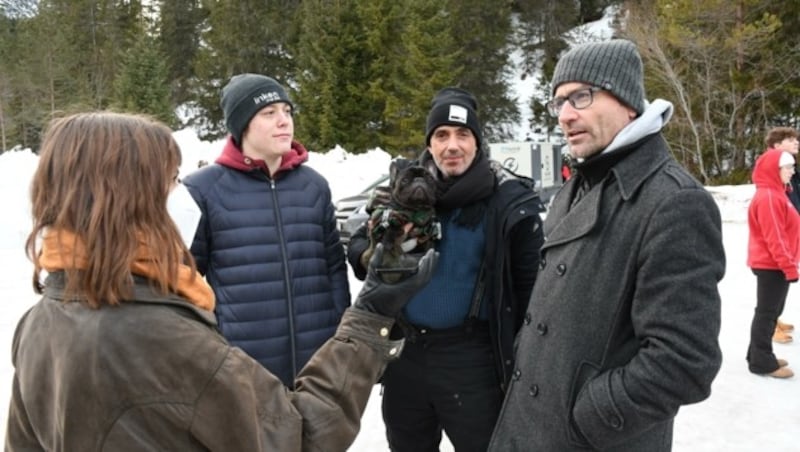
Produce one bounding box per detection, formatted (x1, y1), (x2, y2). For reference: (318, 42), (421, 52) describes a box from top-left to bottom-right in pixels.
(420, 150), (495, 227)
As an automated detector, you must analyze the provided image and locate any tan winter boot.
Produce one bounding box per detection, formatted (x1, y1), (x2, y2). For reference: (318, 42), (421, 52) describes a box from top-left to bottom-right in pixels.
(767, 366), (794, 379)
(773, 328), (793, 344)
(777, 318), (795, 333)
(777, 358), (789, 368)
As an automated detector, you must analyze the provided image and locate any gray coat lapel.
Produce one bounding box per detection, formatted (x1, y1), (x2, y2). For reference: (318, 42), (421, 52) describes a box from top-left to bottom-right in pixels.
(544, 135), (672, 251)
(610, 134), (672, 201)
(543, 179), (603, 249)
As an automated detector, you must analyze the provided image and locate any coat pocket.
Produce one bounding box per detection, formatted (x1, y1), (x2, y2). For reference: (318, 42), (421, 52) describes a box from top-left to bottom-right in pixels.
(566, 360), (600, 448)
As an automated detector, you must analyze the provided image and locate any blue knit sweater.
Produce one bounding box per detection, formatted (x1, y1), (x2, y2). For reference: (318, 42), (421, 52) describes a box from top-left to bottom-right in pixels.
(403, 209), (487, 329)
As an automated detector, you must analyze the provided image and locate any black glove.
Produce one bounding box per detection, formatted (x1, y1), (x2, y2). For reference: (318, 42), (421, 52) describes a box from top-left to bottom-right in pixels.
(352, 243), (438, 318)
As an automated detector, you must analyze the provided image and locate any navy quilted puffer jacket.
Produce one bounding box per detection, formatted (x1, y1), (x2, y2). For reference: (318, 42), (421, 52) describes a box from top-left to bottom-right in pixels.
(183, 137), (350, 387)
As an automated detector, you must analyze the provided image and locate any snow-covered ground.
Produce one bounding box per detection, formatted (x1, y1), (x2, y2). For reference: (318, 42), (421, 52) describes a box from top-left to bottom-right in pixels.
(1, 137), (799, 450)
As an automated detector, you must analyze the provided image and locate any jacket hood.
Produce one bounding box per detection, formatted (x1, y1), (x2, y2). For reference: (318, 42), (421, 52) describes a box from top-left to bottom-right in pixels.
(752, 148), (789, 191)
(215, 136), (308, 177)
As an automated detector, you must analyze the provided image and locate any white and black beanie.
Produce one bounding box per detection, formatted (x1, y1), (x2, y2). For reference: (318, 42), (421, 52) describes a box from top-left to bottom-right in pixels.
(425, 87), (482, 149)
(551, 39), (646, 116)
(220, 73), (293, 145)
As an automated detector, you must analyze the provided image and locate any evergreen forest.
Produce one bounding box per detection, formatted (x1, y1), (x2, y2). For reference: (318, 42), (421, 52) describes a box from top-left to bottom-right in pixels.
(1, 0), (799, 184)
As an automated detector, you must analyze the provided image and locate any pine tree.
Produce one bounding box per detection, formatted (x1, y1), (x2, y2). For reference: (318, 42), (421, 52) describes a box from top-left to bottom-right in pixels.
(293, 0), (382, 152)
(157, 0), (207, 107)
(759, 0), (800, 130)
(0, 12), (15, 151)
(378, 0), (461, 154)
(0, 1), (79, 149)
(111, 33), (175, 126)
(191, 0), (297, 140)
(444, 0), (518, 143)
(624, 0), (792, 183)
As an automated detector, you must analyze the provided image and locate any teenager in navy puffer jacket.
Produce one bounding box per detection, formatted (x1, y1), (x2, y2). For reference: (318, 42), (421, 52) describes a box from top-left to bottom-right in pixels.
(183, 74), (350, 388)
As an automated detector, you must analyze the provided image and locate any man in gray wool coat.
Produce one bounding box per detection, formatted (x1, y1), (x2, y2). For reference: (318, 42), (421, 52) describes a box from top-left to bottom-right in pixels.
(488, 39), (725, 451)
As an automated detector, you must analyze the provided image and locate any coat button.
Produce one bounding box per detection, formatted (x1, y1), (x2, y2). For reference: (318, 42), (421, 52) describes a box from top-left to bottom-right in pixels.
(380, 327), (389, 337)
(537, 323), (548, 335)
(609, 416), (622, 429)
(525, 313), (532, 325)
(528, 384), (539, 397)
(513, 369), (522, 380)
(556, 263), (566, 275)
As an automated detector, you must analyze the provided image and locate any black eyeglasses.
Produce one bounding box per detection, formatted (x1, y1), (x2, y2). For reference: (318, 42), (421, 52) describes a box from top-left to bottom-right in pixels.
(547, 87), (603, 117)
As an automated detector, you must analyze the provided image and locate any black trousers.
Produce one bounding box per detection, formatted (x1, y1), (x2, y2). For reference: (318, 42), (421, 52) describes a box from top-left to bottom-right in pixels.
(747, 269), (790, 374)
(381, 326), (503, 452)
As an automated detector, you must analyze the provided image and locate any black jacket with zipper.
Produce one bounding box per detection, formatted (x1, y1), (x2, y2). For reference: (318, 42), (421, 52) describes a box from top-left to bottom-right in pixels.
(347, 161), (545, 387)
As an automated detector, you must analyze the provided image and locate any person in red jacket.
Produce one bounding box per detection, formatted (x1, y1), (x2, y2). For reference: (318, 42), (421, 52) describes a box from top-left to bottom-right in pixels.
(746, 149), (800, 378)
(560, 156), (572, 182)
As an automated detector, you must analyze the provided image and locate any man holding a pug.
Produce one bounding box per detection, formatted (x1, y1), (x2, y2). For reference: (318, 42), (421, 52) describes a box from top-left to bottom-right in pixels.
(347, 87), (545, 452)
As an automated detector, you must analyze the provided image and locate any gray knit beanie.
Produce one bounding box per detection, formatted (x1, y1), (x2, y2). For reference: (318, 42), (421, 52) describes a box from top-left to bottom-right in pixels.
(551, 39), (645, 115)
(425, 87), (482, 149)
(220, 73), (293, 145)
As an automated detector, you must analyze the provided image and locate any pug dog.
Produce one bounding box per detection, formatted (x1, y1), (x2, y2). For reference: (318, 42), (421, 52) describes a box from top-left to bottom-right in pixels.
(361, 159), (441, 283)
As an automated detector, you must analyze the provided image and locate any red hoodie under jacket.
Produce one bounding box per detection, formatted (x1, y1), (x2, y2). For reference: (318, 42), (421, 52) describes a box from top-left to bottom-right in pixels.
(747, 148), (800, 280)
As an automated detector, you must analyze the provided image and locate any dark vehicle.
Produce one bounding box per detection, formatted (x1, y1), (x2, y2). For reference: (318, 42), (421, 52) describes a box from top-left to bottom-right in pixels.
(335, 174), (388, 245)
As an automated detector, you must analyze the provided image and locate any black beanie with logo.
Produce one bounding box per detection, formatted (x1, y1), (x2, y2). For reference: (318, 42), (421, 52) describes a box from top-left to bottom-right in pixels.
(425, 87), (482, 149)
(220, 73), (294, 145)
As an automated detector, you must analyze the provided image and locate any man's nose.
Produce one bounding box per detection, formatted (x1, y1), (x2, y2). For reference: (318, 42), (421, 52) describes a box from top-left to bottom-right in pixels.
(558, 101), (579, 121)
(277, 110), (291, 124)
(445, 135), (460, 150)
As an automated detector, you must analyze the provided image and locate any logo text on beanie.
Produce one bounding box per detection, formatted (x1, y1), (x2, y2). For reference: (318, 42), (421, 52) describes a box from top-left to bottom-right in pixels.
(448, 105), (468, 124)
(253, 91), (282, 105)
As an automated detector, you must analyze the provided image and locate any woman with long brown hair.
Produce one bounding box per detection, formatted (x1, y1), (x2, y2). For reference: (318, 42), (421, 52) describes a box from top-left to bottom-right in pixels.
(6, 111), (436, 451)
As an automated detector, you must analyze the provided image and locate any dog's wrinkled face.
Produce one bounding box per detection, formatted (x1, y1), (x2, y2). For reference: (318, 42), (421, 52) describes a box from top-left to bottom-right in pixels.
(361, 160), (440, 283)
(391, 166), (437, 211)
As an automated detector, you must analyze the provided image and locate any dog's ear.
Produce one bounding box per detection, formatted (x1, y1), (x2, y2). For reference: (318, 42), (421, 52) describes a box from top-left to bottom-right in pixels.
(389, 158), (413, 187)
(423, 158), (439, 179)
(389, 161), (400, 187)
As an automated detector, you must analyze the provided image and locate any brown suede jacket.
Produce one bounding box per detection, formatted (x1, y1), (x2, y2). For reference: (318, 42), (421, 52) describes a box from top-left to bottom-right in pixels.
(6, 273), (400, 451)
